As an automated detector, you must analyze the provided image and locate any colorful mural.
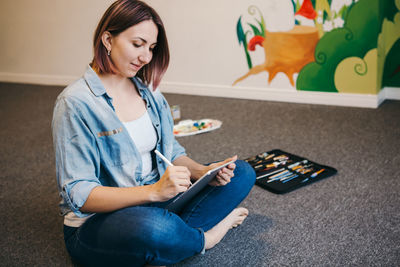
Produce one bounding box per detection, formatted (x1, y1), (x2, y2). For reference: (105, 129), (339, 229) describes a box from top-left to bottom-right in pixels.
(234, 0), (400, 94)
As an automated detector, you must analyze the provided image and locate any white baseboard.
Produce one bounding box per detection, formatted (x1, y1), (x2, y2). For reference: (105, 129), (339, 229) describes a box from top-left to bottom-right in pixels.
(160, 81), (396, 108)
(1, 72), (399, 108)
(0, 72), (77, 86)
(382, 87), (400, 100)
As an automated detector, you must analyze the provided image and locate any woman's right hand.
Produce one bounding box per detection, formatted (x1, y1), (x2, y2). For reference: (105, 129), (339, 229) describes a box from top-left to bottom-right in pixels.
(150, 166), (192, 202)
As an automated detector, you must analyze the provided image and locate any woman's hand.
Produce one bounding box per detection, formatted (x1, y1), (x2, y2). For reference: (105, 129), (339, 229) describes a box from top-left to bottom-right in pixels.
(208, 155), (237, 186)
(150, 166), (191, 202)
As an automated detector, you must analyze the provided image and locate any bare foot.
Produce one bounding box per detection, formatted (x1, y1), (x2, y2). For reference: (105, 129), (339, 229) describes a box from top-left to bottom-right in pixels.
(204, 207), (249, 250)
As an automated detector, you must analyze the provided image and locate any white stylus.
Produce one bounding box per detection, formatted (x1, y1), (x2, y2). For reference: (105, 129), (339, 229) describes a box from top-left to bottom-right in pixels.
(154, 149), (174, 167)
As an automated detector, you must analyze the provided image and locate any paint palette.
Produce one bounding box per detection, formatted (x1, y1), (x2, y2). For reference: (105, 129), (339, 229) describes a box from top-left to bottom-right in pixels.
(173, 119), (222, 137)
(245, 149), (337, 194)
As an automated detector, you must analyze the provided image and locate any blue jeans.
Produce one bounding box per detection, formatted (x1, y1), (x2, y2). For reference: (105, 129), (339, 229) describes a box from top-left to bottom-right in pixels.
(64, 160), (256, 266)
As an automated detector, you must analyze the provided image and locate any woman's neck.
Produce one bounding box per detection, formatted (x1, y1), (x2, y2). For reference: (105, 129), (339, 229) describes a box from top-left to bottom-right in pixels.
(98, 73), (137, 99)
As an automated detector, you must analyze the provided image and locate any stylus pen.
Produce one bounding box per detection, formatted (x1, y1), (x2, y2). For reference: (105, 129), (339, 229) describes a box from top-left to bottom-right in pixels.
(154, 149), (174, 166)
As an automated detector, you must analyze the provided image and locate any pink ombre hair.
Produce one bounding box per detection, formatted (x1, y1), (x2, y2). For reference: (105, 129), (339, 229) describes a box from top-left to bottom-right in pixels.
(91, 0), (169, 89)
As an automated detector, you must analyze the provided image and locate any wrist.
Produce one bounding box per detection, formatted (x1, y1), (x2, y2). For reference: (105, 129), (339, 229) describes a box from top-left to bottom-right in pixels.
(191, 165), (209, 181)
(146, 183), (161, 202)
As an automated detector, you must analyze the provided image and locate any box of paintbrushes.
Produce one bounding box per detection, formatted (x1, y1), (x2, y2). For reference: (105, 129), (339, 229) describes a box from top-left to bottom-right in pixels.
(245, 149), (337, 194)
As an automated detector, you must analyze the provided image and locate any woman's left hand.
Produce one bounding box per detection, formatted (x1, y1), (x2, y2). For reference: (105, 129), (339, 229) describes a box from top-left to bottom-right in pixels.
(208, 155), (237, 186)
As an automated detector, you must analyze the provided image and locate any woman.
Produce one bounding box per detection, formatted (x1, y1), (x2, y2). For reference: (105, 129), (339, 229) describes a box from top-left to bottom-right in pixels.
(52, 1), (256, 266)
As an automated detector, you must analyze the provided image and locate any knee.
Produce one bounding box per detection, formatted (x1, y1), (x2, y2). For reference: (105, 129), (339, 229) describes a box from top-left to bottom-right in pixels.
(140, 210), (180, 245)
(121, 208), (179, 247)
(235, 160), (256, 183)
(231, 160), (256, 193)
(126, 208), (200, 252)
(133, 209), (203, 263)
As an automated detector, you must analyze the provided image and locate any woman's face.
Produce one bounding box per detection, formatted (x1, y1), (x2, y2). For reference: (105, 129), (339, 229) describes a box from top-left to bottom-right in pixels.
(106, 20), (158, 78)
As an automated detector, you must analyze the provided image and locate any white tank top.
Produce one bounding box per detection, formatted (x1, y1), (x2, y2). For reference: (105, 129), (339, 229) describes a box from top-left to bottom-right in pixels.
(123, 110), (157, 176)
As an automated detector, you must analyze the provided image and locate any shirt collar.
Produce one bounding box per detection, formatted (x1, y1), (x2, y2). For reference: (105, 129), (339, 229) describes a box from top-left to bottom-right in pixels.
(84, 65), (107, 97)
(130, 76), (149, 97)
(83, 65), (149, 97)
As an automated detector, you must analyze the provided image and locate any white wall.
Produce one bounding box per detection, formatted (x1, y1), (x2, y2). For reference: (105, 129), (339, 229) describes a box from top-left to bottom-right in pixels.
(0, 0), (398, 107)
(0, 0), (112, 84)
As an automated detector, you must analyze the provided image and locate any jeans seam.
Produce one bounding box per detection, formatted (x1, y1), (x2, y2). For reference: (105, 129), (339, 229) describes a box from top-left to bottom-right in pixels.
(196, 227), (206, 255)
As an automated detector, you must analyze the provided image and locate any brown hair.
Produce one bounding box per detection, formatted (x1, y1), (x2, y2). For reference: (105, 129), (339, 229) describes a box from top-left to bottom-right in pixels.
(91, 0), (169, 89)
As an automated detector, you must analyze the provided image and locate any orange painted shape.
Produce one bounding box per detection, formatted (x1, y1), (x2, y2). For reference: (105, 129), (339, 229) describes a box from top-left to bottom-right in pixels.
(233, 26), (319, 87)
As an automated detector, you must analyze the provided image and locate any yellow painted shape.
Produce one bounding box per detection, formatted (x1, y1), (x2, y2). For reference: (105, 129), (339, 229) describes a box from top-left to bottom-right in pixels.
(334, 48), (378, 94)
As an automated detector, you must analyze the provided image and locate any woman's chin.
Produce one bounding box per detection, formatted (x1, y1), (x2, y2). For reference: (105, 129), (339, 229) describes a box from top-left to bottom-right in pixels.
(121, 70), (138, 78)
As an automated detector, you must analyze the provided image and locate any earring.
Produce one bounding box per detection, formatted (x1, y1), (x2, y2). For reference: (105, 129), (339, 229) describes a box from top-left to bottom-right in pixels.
(107, 50), (111, 56)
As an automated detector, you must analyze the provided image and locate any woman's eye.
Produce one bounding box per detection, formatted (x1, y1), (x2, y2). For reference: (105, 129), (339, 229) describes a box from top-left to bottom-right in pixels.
(133, 43), (141, 48)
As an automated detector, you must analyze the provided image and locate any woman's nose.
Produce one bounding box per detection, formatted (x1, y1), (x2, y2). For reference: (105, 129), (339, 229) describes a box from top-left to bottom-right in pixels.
(139, 50), (152, 64)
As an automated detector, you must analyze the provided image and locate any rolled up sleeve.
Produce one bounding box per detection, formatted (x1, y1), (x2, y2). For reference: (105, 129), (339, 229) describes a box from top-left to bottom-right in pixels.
(52, 97), (101, 217)
(61, 179), (100, 216)
(171, 138), (186, 162)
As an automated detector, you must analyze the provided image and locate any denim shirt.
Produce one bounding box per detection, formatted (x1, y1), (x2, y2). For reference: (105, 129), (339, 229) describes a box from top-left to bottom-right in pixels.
(52, 66), (186, 218)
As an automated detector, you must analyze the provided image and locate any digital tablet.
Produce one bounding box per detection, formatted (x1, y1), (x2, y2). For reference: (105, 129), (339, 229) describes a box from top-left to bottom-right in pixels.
(165, 159), (235, 213)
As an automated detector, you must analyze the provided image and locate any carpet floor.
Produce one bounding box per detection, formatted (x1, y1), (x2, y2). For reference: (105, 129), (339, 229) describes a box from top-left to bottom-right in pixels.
(1, 82), (399, 266)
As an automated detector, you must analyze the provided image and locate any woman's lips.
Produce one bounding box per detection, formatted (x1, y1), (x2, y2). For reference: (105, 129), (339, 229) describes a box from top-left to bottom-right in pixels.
(131, 63), (142, 71)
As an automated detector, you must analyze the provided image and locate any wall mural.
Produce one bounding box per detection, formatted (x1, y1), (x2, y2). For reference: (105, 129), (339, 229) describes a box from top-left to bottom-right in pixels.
(234, 0), (400, 94)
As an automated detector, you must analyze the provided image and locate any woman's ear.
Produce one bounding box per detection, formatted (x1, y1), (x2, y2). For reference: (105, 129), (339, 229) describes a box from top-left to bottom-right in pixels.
(101, 31), (113, 53)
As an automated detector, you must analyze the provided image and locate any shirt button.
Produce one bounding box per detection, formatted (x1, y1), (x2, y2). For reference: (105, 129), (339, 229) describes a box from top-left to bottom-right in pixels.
(156, 124), (159, 127)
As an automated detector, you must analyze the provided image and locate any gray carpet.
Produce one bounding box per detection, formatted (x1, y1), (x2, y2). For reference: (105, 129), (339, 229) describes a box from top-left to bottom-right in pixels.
(1, 82), (399, 266)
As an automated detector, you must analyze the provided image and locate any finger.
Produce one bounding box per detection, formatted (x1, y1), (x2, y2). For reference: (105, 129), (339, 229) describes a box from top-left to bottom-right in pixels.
(177, 180), (192, 188)
(219, 168), (234, 180)
(220, 167), (234, 177)
(211, 156), (236, 169)
(208, 175), (224, 186)
(216, 173), (230, 184)
(211, 177), (229, 186)
(225, 155), (238, 164)
(217, 178), (229, 185)
(208, 180), (219, 186)
(169, 166), (191, 176)
(172, 176), (192, 188)
(177, 185), (190, 193)
(169, 175), (191, 189)
(226, 162), (236, 171)
(168, 168), (191, 180)
(217, 171), (228, 181)
(222, 155), (237, 165)
(170, 170), (192, 183)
